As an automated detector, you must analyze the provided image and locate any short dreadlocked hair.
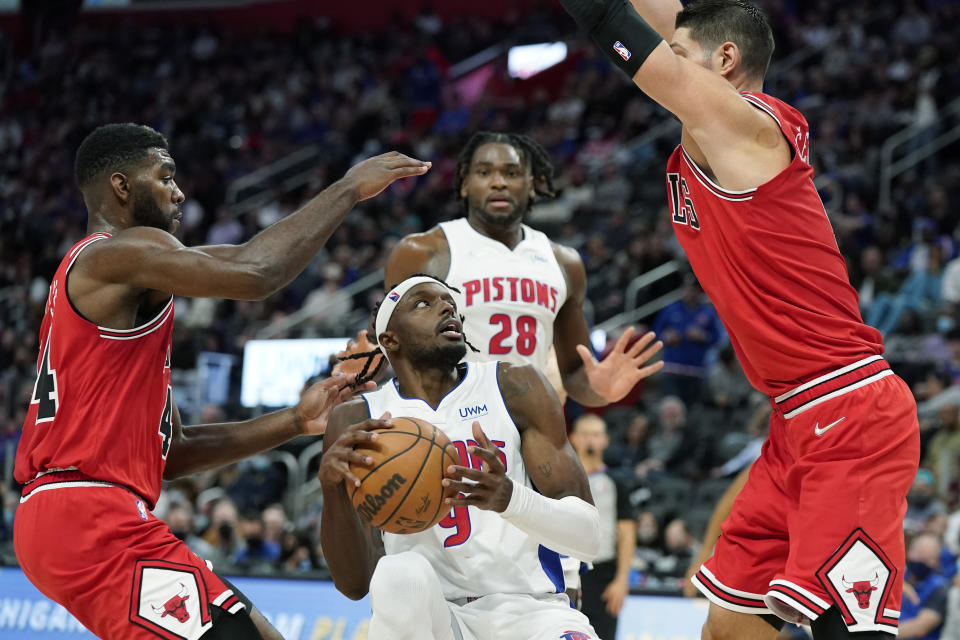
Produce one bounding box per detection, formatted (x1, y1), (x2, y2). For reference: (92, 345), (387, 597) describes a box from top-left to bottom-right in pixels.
(74, 123), (169, 189)
(454, 132), (557, 215)
(339, 274), (479, 388)
(675, 0), (774, 80)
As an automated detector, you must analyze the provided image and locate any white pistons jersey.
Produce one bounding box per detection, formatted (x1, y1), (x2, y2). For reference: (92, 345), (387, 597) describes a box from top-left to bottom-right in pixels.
(361, 361), (566, 600)
(439, 219), (568, 372)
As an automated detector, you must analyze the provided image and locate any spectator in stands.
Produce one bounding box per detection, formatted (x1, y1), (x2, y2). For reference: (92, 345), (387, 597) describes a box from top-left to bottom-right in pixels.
(900, 532), (950, 639)
(164, 502), (213, 557)
(869, 243), (945, 335)
(711, 403), (771, 478)
(925, 405), (960, 499)
(652, 518), (700, 583)
(200, 497), (245, 571)
(856, 245), (902, 317)
(652, 276), (721, 405)
(234, 510), (283, 571)
(706, 344), (752, 411)
(632, 510), (664, 586)
(604, 411), (651, 484)
(302, 262), (353, 330)
(279, 529), (320, 573)
(907, 470), (950, 534)
(636, 396), (695, 480)
(570, 414), (637, 640)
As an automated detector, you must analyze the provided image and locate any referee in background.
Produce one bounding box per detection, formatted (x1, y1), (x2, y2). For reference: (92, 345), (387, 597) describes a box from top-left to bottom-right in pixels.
(570, 414), (638, 639)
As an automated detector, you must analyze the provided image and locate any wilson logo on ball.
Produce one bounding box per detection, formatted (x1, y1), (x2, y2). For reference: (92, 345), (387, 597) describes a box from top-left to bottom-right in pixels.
(356, 472), (407, 522)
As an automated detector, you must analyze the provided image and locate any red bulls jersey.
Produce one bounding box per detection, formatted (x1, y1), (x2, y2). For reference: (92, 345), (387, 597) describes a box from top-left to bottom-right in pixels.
(665, 93), (883, 397)
(15, 233), (175, 506)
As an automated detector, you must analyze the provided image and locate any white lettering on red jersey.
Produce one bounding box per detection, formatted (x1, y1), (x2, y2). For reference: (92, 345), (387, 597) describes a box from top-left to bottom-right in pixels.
(665, 93), (883, 397)
(15, 233), (175, 506)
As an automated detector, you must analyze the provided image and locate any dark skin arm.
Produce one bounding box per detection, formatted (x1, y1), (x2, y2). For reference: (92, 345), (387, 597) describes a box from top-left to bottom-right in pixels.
(552, 243), (664, 407)
(318, 400), (392, 600)
(71, 153), (430, 329)
(444, 362), (593, 509)
(163, 374), (373, 480)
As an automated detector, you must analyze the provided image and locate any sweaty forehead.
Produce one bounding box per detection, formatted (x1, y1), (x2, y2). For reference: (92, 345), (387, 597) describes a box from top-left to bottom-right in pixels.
(470, 143), (525, 167)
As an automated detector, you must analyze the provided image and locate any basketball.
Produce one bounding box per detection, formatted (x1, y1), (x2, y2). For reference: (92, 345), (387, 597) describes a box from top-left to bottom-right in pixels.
(348, 416), (459, 534)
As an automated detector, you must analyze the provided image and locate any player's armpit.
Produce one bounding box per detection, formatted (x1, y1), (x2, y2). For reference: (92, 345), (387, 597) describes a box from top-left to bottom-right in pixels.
(632, 42), (790, 191)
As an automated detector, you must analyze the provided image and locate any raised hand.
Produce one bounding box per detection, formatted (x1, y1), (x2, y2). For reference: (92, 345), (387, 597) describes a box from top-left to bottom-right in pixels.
(443, 421), (513, 513)
(318, 413), (393, 488)
(575, 327), (663, 403)
(343, 151), (431, 201)
(296, 374), (377, 436)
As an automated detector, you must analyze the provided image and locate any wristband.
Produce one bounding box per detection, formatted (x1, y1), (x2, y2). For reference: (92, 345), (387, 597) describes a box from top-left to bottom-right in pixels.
(559, 0), (663, 78)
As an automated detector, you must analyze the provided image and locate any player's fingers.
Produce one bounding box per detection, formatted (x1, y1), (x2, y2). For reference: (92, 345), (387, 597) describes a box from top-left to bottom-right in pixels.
(445, 493), (486, 508)
(390, 164), (431, 177)
(575, 344), (596, 371)
(471, 421), (492, 448)
(632, 360), (665, 380)
(442, 479), (483, 494)
(613, 325), (636, 353)
(467, 445), (502, 470)
(626, 330), (657, 357)
(445, 464), (485, 481)
(632, 339), (663, 363)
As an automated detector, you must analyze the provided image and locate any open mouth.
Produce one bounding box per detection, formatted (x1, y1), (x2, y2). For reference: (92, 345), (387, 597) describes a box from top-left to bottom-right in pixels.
(438, 318), (463, 339)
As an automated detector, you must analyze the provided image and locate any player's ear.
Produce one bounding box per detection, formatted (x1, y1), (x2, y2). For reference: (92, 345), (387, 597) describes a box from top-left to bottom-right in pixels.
(717, 41), (740, 78)
(378, 331), (399, 353)
(110, 172), (131, 203)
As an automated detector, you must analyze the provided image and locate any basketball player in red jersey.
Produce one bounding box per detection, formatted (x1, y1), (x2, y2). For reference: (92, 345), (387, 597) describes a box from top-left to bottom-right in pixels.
(13, 123), (429, 640)
(557, 0), (920, 638)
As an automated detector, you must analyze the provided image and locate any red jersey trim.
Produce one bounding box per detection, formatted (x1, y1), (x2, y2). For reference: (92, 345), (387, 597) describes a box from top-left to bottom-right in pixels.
(679, 148), (755, 201)
(98, 297), (174, 340)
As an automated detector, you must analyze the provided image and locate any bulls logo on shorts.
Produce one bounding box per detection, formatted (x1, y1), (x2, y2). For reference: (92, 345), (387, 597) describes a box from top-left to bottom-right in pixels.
(130, 559), (214, 640)
(816, 529), (899, 635)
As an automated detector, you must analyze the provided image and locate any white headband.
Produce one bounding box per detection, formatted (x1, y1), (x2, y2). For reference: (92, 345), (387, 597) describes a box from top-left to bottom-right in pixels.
(375, 276), (451, 349)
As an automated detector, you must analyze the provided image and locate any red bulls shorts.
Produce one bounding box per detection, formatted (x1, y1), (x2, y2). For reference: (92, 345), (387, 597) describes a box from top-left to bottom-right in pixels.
(14, 472), (245, 640)
(691, 356), (920, 635)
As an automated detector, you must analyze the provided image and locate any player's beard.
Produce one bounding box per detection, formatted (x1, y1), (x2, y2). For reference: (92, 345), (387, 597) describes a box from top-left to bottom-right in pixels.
(468, 200), (528, 230)
(411, 341), (467, 370)
(131, 185), (173, 231)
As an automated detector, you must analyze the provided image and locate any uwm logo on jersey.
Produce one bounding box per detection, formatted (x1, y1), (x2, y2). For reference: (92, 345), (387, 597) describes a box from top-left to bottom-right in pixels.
(667, 173), (700, 231)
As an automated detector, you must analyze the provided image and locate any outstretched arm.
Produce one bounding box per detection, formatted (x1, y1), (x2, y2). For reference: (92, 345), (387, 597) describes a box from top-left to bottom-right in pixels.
(318, 401), (392, 600)
(82, 153), (430, 301)
(554, 245), (662, 405)
(558, 0), (789, 191)
(163, 374), (373, 479)
(627, 0), (683, 40)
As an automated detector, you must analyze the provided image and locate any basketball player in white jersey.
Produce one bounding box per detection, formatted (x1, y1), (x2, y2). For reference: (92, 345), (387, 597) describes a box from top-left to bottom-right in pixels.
(339, 131), (663, 407)
(319, 275), (603, 640)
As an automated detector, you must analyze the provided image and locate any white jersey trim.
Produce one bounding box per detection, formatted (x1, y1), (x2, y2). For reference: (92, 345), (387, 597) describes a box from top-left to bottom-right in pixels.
(20, 480), (121, 503)
(98, 297), (174, 340)
(774, 354), (884, 403)
(679, 148), (756, 201)
(782, 370), (894, 419)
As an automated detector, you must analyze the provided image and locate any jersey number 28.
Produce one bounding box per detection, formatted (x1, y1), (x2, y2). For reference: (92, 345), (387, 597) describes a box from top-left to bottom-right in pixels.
(489, 314), (537, 356)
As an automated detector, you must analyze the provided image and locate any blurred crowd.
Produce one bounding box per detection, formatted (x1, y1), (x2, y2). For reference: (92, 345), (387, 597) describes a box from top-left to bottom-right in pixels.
(1, 0), (960, 613)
